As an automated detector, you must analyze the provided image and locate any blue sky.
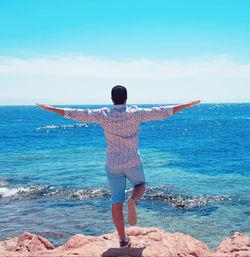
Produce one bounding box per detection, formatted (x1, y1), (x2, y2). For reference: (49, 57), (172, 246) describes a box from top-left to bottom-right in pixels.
(0, 0), (250, 104)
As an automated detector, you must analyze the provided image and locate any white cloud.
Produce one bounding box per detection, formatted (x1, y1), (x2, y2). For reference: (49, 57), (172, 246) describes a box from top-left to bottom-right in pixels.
(0, 54), (249, 104)
(0, 54), (250, 79)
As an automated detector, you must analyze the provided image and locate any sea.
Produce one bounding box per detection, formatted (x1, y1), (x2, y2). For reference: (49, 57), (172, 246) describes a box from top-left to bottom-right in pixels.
(0, 104), (249, 249)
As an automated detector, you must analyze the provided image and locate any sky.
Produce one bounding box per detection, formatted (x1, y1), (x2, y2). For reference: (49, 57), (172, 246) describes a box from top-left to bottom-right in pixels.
(0, 0), (250, 105)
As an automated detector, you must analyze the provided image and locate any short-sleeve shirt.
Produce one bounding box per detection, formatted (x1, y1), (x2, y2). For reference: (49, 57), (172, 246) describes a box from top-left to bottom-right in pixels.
(64, 104), (173, 169)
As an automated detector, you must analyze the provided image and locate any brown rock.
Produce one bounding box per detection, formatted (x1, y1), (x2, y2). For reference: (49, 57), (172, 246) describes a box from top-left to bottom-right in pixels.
(52, 227), (212, 257)
(126, 227), (212, 257)
(0, 237), (18, 252)
(15, 232), (54, 253)
(215, 232), (250, 257)
(0, 227), (249, 257)
(57, 234), (97, 251)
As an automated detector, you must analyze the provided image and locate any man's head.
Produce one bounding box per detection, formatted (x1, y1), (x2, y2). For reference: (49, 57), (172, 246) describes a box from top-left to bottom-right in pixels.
(111, 85), (127, 105)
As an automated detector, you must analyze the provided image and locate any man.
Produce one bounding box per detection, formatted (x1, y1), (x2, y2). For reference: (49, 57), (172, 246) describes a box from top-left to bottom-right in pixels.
(37, 85), (200, 247)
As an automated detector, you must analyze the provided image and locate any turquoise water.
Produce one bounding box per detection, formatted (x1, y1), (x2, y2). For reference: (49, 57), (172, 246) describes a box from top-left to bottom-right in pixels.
(0, 104), (249, 248)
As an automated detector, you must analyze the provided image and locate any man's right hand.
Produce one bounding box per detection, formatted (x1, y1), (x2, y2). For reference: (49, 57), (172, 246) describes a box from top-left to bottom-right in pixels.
(185, 100), (201, 108)
(173, 100), (201, 114)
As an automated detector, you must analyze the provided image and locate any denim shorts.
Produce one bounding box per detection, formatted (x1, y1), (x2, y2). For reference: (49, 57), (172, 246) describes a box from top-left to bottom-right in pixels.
(105, 165), (146, 204)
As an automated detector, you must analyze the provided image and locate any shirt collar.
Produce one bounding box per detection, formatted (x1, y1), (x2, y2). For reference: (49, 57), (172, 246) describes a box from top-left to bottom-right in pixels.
(114, 104), (127, 110)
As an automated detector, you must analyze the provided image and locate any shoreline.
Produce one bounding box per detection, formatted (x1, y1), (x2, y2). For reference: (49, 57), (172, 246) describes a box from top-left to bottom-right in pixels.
(0, 226), (249, 257)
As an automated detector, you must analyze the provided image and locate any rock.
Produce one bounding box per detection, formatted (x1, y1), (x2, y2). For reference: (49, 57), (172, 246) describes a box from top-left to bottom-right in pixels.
(56, 234), (97, 251)
(126, 227), (212, 257)
(52, 227), (212, 257)
(0, 227), (249, 257)
(0, 237), (18, 252)
(15, 232), (55, 253)
(215, 232), (250, 257)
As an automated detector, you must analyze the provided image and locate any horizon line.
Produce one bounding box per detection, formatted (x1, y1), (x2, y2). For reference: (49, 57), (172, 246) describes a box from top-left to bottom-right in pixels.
(0, 102), (249, 107)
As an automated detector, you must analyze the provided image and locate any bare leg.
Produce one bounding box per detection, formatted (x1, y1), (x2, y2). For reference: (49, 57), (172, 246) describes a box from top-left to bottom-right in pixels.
(127, 184), (146, 226)
(131, 183), (146, 202)
(112, 203), (126, 240)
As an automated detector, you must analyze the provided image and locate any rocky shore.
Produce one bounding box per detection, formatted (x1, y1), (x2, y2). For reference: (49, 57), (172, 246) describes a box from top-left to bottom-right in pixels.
(0, 227), (249, 257)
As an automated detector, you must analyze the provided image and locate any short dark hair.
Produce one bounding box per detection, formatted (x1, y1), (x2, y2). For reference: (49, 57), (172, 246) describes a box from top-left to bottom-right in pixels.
(111, 85), (127, 105)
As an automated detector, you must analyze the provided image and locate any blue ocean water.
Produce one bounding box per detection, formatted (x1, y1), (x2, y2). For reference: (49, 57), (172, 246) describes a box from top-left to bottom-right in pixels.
(0, 104), (249, 249)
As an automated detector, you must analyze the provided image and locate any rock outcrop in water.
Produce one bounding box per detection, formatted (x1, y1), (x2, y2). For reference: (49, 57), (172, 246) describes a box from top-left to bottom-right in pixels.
(0, 227), (249, 257)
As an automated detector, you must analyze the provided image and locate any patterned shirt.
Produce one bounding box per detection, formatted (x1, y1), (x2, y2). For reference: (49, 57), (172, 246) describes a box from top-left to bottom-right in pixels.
(64, 104), (173, 169)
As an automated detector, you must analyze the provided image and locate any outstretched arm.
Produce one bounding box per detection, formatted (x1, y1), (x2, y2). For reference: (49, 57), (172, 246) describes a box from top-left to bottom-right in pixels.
(173, 100), (201, 114)
(36, 103), (103, 123)
(36, 103), (65, 116)
(139, 100), (201, 122)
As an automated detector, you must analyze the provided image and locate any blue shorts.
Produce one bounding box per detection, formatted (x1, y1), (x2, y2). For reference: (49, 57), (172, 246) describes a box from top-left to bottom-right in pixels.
(105, 165), (146, 204)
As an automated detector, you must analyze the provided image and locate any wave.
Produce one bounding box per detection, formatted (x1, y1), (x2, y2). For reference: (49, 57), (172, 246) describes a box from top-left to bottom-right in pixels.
(0, 178), (8, 187)
(0, 184), (231, 209)
(0, 185), (110, 200)
(232, 117), (250, 120)
(0, 186), (48, 198)
(36, 123), (96, 131)
(143, 186), (231, 208)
